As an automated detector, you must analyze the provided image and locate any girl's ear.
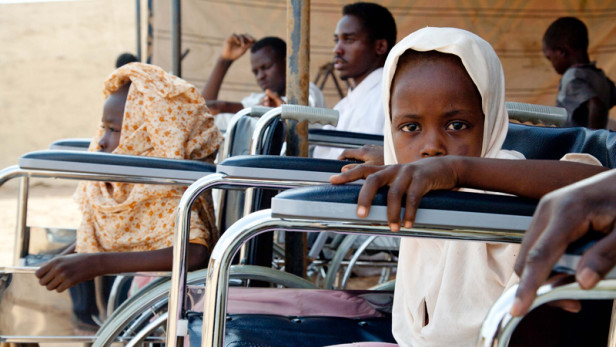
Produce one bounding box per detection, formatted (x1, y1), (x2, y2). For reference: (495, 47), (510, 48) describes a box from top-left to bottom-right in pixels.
(374, 39), (388, 56)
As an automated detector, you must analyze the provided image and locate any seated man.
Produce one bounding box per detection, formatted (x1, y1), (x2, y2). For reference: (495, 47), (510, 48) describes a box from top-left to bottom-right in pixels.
(542, 17), (616, 129)
(202, 34), (326, 131)
(312, 2), (396, 160)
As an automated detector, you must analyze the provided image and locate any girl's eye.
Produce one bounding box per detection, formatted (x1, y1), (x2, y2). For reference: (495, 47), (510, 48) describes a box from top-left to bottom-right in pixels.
(110, 127), (121, 133)
(447, 121), (468, 131)
(400, 123), (420, 132)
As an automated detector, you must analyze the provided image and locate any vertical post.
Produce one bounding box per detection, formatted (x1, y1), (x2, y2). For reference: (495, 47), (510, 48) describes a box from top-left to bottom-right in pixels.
(171, 0), (181, 77)
(146, 0), (153, 64)
(13, 176), (29, 265)
(135, 0), (142, 61)
(285, 0), (310, 277)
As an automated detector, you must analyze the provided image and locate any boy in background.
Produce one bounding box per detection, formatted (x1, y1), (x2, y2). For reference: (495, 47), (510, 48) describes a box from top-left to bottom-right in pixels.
(542, 17), (616, 129)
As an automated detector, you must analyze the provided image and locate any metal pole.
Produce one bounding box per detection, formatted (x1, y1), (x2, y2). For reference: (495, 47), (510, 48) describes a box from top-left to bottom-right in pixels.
(146, 0), (153, 64)
(285, 0), (310, 277)
(135, 0), (142, 61)
(171, 0), (181, 77)
(13, 176), (29, 265)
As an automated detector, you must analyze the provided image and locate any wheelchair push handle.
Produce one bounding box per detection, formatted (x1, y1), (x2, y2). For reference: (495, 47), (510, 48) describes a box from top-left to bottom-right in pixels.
(281, 104), (339, 127)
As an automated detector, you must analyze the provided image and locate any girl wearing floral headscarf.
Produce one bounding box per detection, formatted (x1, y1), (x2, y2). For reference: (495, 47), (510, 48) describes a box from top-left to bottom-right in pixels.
(36, 63), (223, 292)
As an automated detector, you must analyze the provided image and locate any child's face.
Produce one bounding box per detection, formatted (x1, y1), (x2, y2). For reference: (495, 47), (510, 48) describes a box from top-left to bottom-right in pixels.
(391, 57), (484, 164)
(541, 42), (568, 75)
(98, 87), (127, 153)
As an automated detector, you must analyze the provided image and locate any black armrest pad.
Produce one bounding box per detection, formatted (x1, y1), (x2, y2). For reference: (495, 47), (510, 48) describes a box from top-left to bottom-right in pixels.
(309, 129), (384, 146)
(275, 185), (537, 216)
(19, 150), (215, 180)
(48, 138), (91, 150)
(217, 155), (354, 182)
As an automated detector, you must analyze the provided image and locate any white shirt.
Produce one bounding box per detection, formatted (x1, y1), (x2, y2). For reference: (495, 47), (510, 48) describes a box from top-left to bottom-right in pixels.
(312, 68), (386, 159)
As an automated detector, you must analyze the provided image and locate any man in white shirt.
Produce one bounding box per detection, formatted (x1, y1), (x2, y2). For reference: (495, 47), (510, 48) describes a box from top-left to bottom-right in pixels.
(312, 2), (397, 159)
(202, 35), (326, 132)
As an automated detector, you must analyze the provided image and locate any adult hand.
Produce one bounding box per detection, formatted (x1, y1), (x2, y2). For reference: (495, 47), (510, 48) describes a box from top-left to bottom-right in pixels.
(337, 145), (384, 172)
(221, 33), (256, 61)
(330, 156), (459, 231)
(262, 89), (284, 107)
(511, 169), (616, 317)
(35, 253), (103, 292)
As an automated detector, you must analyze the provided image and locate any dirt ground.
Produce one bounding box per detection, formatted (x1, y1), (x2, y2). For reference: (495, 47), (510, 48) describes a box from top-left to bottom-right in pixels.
(0, 0), (135, 170)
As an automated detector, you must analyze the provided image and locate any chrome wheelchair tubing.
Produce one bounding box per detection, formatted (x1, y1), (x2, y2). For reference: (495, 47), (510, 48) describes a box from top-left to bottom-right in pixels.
(0, 165), (200, 267)
(340, 235), (378, 289)
(221, 106), (272, 160)
(126, 313), (168, 347)
(15, 176), (29, 265)
(201, 210), (526, 347)
(0, 336), (96, 344)
(0, 165), (198, 191)
(477, 278), (616, 347)
(167, 173), (321, 347)
(250, 107), (283, 155)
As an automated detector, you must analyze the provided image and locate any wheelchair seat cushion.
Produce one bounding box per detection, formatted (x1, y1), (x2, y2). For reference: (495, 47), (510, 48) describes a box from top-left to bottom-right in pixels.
(187, 313), (396, 347)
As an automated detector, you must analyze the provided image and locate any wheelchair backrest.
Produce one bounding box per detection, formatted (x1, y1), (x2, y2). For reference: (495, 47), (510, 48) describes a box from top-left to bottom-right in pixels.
(503, 123), (616, 168)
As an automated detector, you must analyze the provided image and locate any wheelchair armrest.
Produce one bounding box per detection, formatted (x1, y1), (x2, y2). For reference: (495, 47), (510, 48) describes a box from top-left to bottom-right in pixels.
(48, 138), (91, 151)
(19, 150), (215, 181)
(216, 155), (354, 182)
(309, 129), (384, 148)
(272, 185), (536, 233)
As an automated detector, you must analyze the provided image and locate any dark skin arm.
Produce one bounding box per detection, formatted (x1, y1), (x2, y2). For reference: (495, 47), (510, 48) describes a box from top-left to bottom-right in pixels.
(35, 244), (208, 292)
(202, 34), (255, 114)
(586, 96), (608, 129)
(511, 169), (616, 316)
(330, 156), (606, 231)
(205, 100), (244, 115)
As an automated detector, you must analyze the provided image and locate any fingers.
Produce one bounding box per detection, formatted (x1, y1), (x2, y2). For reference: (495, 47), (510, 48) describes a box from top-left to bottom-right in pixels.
(513, 198), (554, 276)
(356, 168), (390, 219)
(511, 217), (581, 317)
(329, 164), (383, 185)
(336, 146), (384, 166)
(386, 172), (414, 231)
(401, 179), (427, 229)
(576, 225), (616, 289)
(337, 148), (363, 161)
(36, 261), (66, 292)
(340, 163), (359, 173)
(240, 33), (257, 46)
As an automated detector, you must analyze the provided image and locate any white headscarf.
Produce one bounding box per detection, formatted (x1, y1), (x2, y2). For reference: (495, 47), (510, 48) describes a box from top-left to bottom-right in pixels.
(383, 28), (519, 347)
(382, 27), (510, 166)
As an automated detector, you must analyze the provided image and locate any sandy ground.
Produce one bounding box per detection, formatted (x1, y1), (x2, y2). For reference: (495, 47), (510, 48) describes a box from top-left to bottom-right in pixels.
(0, 0), (135, 170)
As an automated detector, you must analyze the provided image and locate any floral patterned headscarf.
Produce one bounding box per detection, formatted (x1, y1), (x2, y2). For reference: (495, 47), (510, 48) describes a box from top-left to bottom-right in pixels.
(75, 63), (223, 253)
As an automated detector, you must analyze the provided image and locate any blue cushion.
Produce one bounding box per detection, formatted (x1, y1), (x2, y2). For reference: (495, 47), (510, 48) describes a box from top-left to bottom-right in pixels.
(187, 313), (395, 347)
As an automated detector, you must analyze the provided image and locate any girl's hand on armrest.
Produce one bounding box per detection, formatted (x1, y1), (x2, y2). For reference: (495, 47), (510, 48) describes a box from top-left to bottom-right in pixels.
(330, 157), (459, 231)
(35, 253), (103, 293)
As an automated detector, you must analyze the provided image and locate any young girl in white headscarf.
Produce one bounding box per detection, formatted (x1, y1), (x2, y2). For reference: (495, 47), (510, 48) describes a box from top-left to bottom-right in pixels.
(331, 27), (605, 346)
